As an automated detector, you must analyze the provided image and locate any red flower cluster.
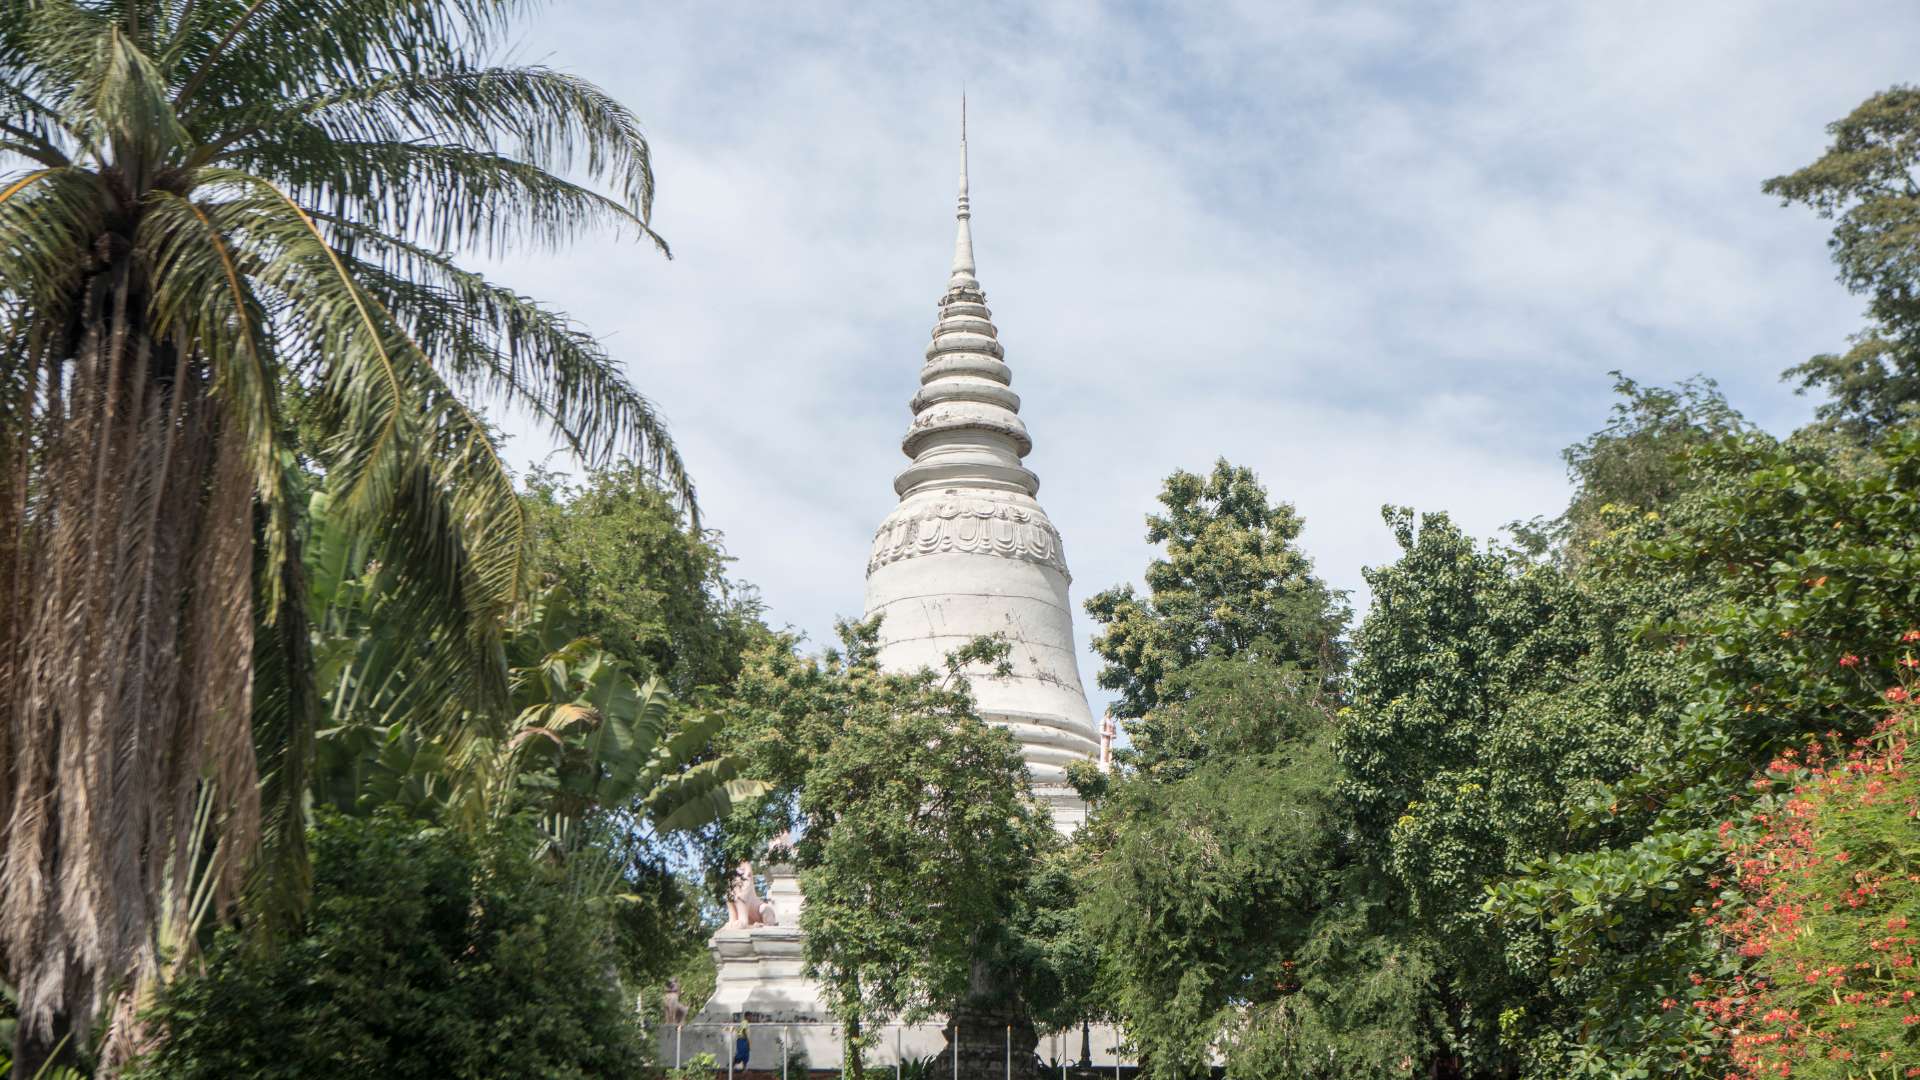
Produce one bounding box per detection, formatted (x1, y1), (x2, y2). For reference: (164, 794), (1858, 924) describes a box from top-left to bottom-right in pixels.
(1705, 695), (1920, 1079)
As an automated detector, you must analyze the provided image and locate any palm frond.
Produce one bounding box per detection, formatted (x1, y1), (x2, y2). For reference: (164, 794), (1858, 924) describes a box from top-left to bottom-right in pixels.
(0, 3), (104, 107)
(649, 758), (764, 835)
(213, 64), (665, 245)
(0, 80), (74, 167)
(324, 226), (692, 506)
(171, 0), (519, 119)
(68, 21), (188, 173)
(0, 168), (104, 311)
(226, 138), (660, 256)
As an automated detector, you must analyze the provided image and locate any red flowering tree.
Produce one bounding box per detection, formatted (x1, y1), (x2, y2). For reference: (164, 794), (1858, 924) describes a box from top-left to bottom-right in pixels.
(1704, 669), (1920, 1079)
(1488, 422), (1920, 1076)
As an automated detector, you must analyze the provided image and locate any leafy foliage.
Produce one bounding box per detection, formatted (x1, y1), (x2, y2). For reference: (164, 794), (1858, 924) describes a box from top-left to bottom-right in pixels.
(1708, 703), (1920, 1078)
(724, 623), (1050, 1079)
(1766, 85), (1920, 439)
(523, 465), (763, 694)
(1079, 365), (1920, 1077)
(1489, 424), (1920, 1076)
(1086, 459), (1347, 729)
(308, 486), (762, 840)
(1079, 690), (1346, 1076)
(796, 676), (1046, 1021)
(1328, 368), (1780, 1076)
(1511, 372), (1747, 560)
(991, 846), (1102, 1036)
(1072, 463), (1402, 1078)
(125, 812), (650, 1080)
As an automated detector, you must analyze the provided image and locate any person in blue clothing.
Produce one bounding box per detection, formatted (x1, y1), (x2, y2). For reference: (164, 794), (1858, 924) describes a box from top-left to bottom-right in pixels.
(731, 1017), (750, 1071)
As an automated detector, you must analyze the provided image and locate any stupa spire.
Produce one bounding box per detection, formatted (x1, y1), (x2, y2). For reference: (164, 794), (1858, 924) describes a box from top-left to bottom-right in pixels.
(952, 95), (974, 286)
(888, 106), (1038, 500)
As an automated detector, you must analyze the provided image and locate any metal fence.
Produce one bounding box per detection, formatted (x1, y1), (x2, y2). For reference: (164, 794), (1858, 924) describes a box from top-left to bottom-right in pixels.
(656, 1022), (1134, 1078)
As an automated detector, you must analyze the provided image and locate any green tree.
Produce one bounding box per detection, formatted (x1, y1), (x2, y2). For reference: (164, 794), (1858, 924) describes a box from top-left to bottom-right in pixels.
(1217, 874), (1441, 1080)
(1329, 379), (1920, 1078)
(126, 812), (652, 1080)
(1334, 373), (1761, 1075)
(986, 845), (1101, 1040)
(305, 484), (761, 834)
(1765, 85), (1920, 439)
(1076, 659), (1364, 1078)
(1085, 459), (1347, 754)
(1339, 500), (1724, 1074)
(1702, 702), (1920, 1079)
(1336, 511), (1592, 1072)
(1073, 464), (1395, 1077)
(0, 2), (684, 1067)
(219, 490), (754, 1079)
(1490, 425), (1920, 1076)
(524, 465), (763, 694)
(726, 624), (1050, 1080)
(1511, 372), (1746, 561)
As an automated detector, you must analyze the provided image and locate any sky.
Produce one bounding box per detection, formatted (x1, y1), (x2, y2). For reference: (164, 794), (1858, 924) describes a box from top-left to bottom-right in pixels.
(482, 1), (1911, 716)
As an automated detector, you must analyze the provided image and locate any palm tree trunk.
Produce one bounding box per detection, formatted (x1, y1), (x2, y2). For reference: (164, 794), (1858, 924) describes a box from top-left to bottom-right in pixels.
(13, 1015), (73, 1078)
(1, 245), (260, 1062)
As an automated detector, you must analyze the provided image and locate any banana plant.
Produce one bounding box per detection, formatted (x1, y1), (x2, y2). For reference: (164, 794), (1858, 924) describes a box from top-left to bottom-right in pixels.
(452, 636), (767, 837)
(308, 489), (763, 838)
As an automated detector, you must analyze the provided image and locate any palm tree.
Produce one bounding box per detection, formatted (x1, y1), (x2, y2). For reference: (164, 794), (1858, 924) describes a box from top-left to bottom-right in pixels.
(0, 1), (688, 1069)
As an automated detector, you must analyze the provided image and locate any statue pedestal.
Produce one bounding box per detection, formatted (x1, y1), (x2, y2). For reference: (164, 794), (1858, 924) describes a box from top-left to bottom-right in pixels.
(684, 863), (840, 1069)
(686, 925), (840, 1069)
(701, 925), (817, 1019)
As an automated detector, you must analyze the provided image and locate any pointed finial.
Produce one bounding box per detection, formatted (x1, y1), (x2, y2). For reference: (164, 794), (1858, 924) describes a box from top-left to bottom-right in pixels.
(951, 94), (975, 285)
(957, 93), (969, 212)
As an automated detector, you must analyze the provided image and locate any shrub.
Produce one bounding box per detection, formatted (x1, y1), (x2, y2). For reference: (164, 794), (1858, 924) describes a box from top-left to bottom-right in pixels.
(1708, 690), (1920, 1078)
(126, 812), (648, 1080)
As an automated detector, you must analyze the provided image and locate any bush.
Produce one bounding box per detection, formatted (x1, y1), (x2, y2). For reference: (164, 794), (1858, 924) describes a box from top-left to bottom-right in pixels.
(127, 812), (648, 1080)
(1709, 695), (1920, 1079)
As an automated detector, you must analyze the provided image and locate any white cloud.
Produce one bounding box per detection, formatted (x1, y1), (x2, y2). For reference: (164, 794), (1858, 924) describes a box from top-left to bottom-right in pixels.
(481, 1), (1899, 712)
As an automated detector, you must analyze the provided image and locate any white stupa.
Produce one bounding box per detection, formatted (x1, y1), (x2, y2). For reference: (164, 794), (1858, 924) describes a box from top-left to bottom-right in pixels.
(863, 103), (1102, 830)
(687, 108), (1100, 1066)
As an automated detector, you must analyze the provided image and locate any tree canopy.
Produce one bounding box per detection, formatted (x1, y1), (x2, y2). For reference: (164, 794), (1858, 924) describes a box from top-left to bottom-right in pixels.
(1766, 85), (1920, 438)
(125, 812), (652, 1080)
(523, 465), (762, 694)
(1086, 458), (1347, 738)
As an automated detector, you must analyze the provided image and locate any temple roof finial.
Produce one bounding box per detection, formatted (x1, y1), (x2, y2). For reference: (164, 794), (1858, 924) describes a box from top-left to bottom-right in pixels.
(951, 94), (974, 286)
